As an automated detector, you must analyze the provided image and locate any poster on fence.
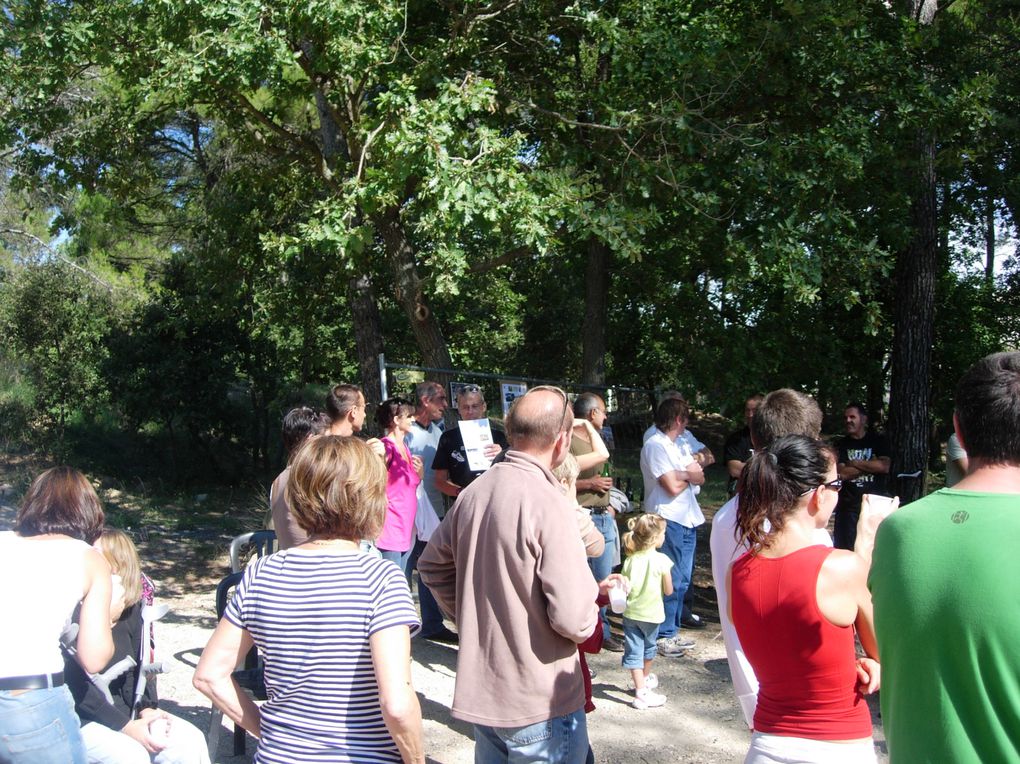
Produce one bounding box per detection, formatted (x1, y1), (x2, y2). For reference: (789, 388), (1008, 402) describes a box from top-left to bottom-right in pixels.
(449, 381), (473, 405)
(500, 382), (528, 418)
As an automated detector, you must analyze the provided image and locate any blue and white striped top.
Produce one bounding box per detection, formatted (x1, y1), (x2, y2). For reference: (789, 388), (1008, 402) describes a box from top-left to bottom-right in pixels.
(225, 549), (421, 762)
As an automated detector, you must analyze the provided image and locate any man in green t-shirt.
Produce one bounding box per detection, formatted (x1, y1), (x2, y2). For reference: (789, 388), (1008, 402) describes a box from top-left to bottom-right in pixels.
(870, 351), (1020, 763)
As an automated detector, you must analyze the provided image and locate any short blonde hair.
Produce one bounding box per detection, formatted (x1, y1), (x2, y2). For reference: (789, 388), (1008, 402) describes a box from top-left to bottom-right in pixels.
(285, 436), (387, 540)
(623, 513), (666, 555)
(551, 452), (580, 485)
(97, 528), (143, 607)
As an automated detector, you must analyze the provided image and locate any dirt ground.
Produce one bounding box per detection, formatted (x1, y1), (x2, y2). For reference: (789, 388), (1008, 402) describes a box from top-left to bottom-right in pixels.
(0, 491), (887, 764)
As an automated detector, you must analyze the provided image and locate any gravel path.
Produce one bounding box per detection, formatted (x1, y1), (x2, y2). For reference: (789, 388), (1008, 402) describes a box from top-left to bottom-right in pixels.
(152, 549), (886, 763)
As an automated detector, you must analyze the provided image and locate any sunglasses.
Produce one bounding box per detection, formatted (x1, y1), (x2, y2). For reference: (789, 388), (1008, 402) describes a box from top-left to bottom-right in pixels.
(802, 479), (843, 496)
(527, 385), (571, 429)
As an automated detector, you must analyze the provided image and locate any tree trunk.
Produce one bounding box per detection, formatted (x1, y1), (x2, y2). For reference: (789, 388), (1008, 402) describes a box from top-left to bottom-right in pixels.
(581, 236), (610, 386)
(347, 273), (385, 404)
(375, 208), (453, 373)
(888, 134), (938, 504)
(306, 66), (382, 400)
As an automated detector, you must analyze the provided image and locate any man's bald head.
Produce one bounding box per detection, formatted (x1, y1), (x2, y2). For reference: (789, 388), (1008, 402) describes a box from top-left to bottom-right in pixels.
(750, 388), (823, 448)
(507, 386), (572, 454)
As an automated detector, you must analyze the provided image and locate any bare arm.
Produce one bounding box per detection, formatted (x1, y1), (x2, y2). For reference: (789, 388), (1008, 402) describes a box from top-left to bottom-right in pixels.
(193, 618), (262, 738)
(846, 455), (890, 475)
(571, 420), (610, 472)
(695, 448), (715, 467)
(726, 459), (746, 480)
(576, 475), (613, 494)
(575, 508), (606, 557)
(661, 570), (674, 597)
(434, 469), (461, 498)
(657, 461), (704, 496)
(77, 548), (115, 673)
(817, 550), (880, 669)
(837, 462), (861, 480)
(853, 494), (899, 567)
(371, 626), (424, 764)
(657, 471), (689, 496)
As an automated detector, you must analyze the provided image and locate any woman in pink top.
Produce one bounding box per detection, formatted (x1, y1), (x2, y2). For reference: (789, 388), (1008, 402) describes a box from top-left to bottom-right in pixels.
(727, 435), (883, 764)
(375, 398), (423, 574)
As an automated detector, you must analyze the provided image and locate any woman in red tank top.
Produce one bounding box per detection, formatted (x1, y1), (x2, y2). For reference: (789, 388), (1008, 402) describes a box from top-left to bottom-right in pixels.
(726, 435), (882, 764)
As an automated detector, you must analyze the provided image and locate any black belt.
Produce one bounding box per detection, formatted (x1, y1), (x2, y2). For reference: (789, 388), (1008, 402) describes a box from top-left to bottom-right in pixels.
(0, 672), (64, 691)
(588, 506), (610, 515)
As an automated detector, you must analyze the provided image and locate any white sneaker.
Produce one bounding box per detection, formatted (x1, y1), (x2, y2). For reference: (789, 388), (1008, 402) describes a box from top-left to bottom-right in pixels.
(632, 687), (667, 710)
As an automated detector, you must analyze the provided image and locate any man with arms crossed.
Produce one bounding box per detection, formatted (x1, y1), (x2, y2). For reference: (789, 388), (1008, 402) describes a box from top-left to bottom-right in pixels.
(640, 397), (705, 657)
(420, 387), (616, 763)
(834, 402), (890, 550)
(870, 352), (1020, 762)
(709, 388), (827, 728)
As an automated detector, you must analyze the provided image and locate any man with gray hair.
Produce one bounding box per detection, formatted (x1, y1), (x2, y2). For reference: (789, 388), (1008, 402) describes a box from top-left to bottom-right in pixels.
(709, 388), (827, 728)
(569, 392), (620, 650)
(405, 380), (458, 644)
(420, 386), (618, 763)
(433, 384), (508, 498)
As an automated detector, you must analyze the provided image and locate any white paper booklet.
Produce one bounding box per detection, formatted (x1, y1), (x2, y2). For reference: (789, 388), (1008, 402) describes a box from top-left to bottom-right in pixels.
(460, 418), (496, 472)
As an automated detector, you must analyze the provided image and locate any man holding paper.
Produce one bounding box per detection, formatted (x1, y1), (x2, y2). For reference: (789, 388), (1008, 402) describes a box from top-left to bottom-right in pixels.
(433, 384), (508, 498)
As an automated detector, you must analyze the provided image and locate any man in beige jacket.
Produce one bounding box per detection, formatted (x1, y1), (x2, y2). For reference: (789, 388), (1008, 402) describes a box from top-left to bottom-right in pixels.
(420, 386), (610, 763)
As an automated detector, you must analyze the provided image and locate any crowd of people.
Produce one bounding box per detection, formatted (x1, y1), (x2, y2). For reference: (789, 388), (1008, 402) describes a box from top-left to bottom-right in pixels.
(2, 350), (1017, 763)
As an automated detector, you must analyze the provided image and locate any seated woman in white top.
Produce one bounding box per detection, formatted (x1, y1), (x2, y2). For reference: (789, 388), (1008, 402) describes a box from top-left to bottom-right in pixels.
(0, 467), (119, 764)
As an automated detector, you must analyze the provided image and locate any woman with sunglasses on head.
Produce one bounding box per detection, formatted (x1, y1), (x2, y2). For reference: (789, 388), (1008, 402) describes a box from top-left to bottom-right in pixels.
(727, 435), (882, 764)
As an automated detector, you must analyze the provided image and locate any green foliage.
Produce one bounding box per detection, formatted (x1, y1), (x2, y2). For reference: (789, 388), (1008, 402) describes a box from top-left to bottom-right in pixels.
(0, 261), (114, 443)
(0, 0), (1017, 489)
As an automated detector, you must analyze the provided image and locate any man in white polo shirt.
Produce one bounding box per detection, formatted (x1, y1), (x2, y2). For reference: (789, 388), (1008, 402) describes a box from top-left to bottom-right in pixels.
(640, 396), (705, 657)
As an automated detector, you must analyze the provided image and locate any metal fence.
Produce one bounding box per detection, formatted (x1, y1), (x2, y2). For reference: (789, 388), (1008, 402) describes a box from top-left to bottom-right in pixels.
(378, 353), (659, 498)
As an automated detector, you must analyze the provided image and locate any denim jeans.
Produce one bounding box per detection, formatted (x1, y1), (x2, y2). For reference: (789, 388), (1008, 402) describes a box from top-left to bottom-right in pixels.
(587, 511), (618, 637)
(474, 708), (589, 764)
(0, 685), (86, 764)
(81, 715), (211, 764)
(657, 519), (697, 640)
(408, 537), (446, 635)
(621, 618), (659, 670)
(379, 547), (412, 576)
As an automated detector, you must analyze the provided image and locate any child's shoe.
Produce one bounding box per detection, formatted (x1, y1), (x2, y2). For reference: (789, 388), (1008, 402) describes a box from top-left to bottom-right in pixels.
(632, 687), (667, 710)
(631, 673), (658, 691)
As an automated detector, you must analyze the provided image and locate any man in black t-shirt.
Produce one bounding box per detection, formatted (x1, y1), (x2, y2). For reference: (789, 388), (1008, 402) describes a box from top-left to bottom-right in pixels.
(433, 385), (508, 497)
(834, 402), (891, 550)
(723, 394), (763, 497)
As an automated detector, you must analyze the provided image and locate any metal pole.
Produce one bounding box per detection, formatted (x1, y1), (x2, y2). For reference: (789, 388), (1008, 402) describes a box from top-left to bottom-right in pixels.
(378, 353), (388, 401)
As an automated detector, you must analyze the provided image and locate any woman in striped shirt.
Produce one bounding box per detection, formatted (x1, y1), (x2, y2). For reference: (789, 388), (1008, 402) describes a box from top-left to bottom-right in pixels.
(195, 436), (425, 763)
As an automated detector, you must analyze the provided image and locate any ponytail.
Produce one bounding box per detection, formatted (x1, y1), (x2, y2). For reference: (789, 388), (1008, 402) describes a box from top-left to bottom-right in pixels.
(735, 435), (834, 552)
(623, 513), (666, 555)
